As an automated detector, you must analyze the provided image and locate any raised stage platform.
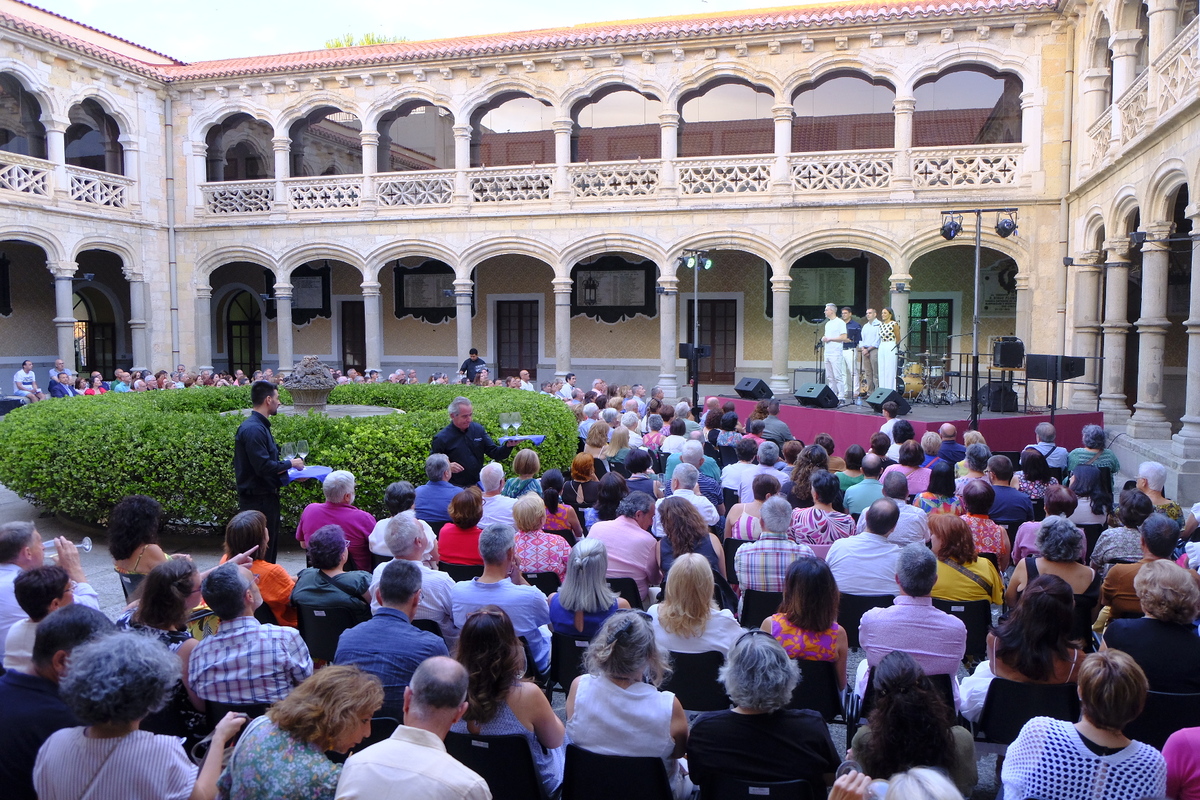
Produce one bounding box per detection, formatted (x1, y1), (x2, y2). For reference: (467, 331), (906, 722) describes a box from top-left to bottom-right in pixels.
(724, 397), (1103, 455)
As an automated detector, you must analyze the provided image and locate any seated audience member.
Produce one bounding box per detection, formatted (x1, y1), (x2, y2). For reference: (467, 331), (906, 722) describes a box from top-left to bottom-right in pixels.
(783, 444), (829, 510)
(781, 439), (804, 469)
(715, 411), (743, 447)
(564, 453), (603, 516)
(107, 493), (170, 577)
(1012, 484), (1080, 562)
(602, 426), (633, 468)
(643, 414), (666, 449)
(661, 416), (688, 454)
(759, 399), (794, 445)
(960, 479), (1011, 570)
(856, 472), (929, 546)
(743, 418), (768, 446)
(1164, 727), (1200, 800)
(413, 453), (462, 524)
(761, 557), (847, 690)
(815, 433), (844, 472)
(295, 469), (374, 571)
(1137, 460), (1183, 521)
(540, 469), (585, 541)
(856, 544), (966, 701)
(1102, 559), (1200, 693)
(885, 419), (914, 462)
(222, 510), (296, 626)
(665, 439), (722, 488)
(451, 524), (552, 675)
(929, 513), (1004, 605)
(790, 470), (854, 546)
(955, 442), (991, 493)
(1015, 447), (1059, 501)
(689, 631), (839, 790)
(878, 401), (899, 441)
(586, 491), (661, 604)
(1026, 421), (1068, 469)
(721, 438), (760, 495)
(217, 666), (383, 800)
(919, 431), (942, 467)
(439, 488), (486, 566)
(336, 657), (490, 800)
(4, 565), (74, 672)
(513, 492), (571, 580)
(1006, 517), (1100, 640)
(844, 453), (885, 516)
(370, 513), (458, 648)
(479, 463), (518, 527)
(655, 494), (725, 578)
(190, 563), (313, 704)
(726, 473), (780, 541)
(452, 606), (565, 796)
(649, 553), (742, 656)
(624, 449), (662, 498)
(1090, 488), (1154, 577)
(594, 472), (629, 524)
(851, 651), (977, 796)
(959, 575), (1083, 722)
(582, 423), (610, 471)
(0, 605), (111, 800)
(986, 454), (1035, 524)
(881, 440), (932, 496)
(549, 539), (630, 637)
(736, 496), (815, 595)
(1001, 650), (1166, 800)
(736, 442), (781, 504)
(870, 431), (896, 470)
(34, 631), (247, 800)
(566, 610), (692, 800)
(503, 448), (543, 499)
(1067, 464), (1114, 527)
(336, 559), (447, 719)
(828, 498), (901, 597)
(291, 524), (373, 624)
(368, 480), (436, 565)
(1101, 513), (1182, 618)
(914, 459), (961, 516)
(837, 444), (866, 491)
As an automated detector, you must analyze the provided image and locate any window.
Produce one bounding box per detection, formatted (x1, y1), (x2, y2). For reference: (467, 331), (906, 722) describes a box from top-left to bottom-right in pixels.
(679, 80), (774, 157)
(572, 87), (662, 161)
(377, 102), (455, 171)
(0, 73), (46, 159)
(65, 99), (123, 175)
(913, 67), (1022, 147)
(792, 72), (895, 152)
(471, 93), (555, 167)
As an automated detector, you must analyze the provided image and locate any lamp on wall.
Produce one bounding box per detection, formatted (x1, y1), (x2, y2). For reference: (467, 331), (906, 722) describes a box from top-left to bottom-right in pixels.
(582, 274), (599, 306)
(995, 211), (1018, 238)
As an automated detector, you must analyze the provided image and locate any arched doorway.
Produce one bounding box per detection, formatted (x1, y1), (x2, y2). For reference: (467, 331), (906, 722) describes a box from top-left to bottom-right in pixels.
(226, 290), (262, 375)
(72, 290), (116, 376)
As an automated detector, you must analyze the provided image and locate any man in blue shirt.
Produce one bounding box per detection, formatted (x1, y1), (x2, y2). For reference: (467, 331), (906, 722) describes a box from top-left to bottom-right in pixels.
(986, 454), (1034, 525)
(413, 454), (464, 525)
(935, 423), (966, 465)
(845, 454), (886, 515)
(335, 559), (447, 719)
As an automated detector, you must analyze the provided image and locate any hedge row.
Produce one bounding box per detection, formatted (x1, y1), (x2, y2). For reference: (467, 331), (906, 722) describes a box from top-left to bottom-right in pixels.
(0, 385), (577, 532)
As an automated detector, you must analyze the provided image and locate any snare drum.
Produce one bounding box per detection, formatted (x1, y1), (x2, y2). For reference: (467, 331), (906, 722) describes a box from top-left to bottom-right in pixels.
(927, 365), (944, 380)
(904, 362), (925, 378)
(903, 374), (925, 399)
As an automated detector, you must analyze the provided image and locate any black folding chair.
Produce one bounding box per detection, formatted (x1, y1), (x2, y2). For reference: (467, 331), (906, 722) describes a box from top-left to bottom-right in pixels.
(295, 603), (361, 662)
(118, 571), (145, 602)
(1123, 690), (1200, 749)
(610, 461), (631, 478)
(205, 700), (269, 731)
(1080, 524), (1104, 561)
(445, 731), (549, 800)
(719, 446), (740, 469)
(562, 744), (673, 800)
(837, 594), (894, 650)
(849, 670), (954, 741)
(979, 551), (999, 571)
(253, 602), (279, 625)
(704, 441), (722, 464)
(370, 552), (392, 568)
(523, 571), (562, 595)
(701, 775), (817, 800)
(352, 716), (400, 753)
(606, 577), (643, 610)
(550, 631), (591, 693)
(931, 598), (992, 664)
(412, 618), (444, 638)
(439, 562), (485, 582)
(788, 658), (845, 723)
(722, 488), (740, 513)
(723, 538), (748, 586)
(739, 589), (783, 631)
(662, 650), (730, 712)
(1032, 498), (1045, 522)
(973, 678), (1081, 752)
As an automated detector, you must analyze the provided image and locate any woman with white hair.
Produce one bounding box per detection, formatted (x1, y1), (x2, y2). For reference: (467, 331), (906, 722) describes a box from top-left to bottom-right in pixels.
(1136, 461), (1182, 521)
(687, 631), (839, 790)
(548, 539), (630, 637)
(1005, 515), (1101, 641)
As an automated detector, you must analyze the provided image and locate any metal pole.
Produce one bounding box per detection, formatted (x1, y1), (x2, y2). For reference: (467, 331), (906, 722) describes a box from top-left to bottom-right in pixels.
(692, 259), (700, 410)
(970, 210), (982, 431)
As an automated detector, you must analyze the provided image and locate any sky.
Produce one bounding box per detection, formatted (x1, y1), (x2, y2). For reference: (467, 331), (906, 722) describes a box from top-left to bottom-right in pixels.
(32, 0), (792, 62)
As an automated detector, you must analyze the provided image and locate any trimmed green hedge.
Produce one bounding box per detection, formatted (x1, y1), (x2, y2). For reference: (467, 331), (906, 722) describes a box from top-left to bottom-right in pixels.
(0, 385), (577, 532)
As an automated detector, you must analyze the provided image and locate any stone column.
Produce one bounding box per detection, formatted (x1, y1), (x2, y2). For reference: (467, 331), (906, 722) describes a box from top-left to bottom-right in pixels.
(1019, 92), (1044, 173)
(194, 284), (213, 373)
(552, 119), (573, 201)
(44, 118), (68, 197)
(1081, 70), (1113, 123)
(1127, 224), (1175, 439)
(1173, 219), (1200, 455)
(454, 278), (474, 365)
(892, 96), (915, 190)
(1070, 250), (1104, 409)
(117, 134), (141, 211)
(452, 123), (472, 205)
(889, 271), (912, 345)
(552, 277), (573, 378)
(1099, 238), (1133, 422)
(658, 111), (679, 196)
(770, 274), (792, 395)
(51, 263), (76, 367)
(274, 283), (293, 375)
(1147, 0), (1181, 61)
(271, 136), (290, 211)
(128, 277), (148, 372)
(187, 140), (208, 212)
(657, 275), (680, 399)
(1109, 31), (1145, 97)
(361, 279), (383, 374)
(359, 130), (378, 206)
(771, 104), (793, 190)
(1014, 272), (1033, 349)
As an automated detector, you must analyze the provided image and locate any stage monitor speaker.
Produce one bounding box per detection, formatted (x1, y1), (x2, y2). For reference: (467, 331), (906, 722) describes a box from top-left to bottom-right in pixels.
(978, 381), (1019, 413)
(1026, 354), (1086, 382)
(795, 383), (839, 409)
(866, 388), (911, 416)
(993, 337), (1025, 369)
(734, 377), (772, 400)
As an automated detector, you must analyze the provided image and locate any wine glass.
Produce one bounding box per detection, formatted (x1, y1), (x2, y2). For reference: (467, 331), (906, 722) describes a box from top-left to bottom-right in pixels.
(44, 536), (93, 560)
(282, 442), (295, 462)
(511, 412), (522, 433)
(296, 440), (309, 460)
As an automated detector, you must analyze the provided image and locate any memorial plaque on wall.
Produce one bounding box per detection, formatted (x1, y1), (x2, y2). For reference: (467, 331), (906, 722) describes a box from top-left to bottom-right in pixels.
(394, 259), (469, 324)
(770, 251), (868, 319)
(289, 262), (331, 326)
(570, 255), (658, 323)
(979, 259), (1019, 317)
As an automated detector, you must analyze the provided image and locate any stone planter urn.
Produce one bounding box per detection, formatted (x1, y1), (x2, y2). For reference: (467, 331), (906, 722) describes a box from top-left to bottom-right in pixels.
(281, 356), (337, 414)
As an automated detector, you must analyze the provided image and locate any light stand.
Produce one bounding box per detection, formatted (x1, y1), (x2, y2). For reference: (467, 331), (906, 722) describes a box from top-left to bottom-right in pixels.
(678, 249), (713, 410)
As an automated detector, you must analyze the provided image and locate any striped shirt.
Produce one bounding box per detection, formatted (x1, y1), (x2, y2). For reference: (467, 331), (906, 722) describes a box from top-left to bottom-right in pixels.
(188, 616), (312, 704)
(34, 727), (197, 800)
(734, 530), (815, 592)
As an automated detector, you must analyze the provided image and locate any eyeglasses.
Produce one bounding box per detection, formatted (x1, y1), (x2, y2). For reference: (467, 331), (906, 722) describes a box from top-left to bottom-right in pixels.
(736, 629), (775, 645)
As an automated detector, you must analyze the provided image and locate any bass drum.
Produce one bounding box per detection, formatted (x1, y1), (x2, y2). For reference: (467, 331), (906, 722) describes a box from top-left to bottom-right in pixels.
(902, 374), (925, 399)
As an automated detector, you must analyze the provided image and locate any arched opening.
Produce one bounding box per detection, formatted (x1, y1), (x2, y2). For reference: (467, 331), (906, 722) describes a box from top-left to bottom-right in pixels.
(0, 73), (46, 158)
(472, 255), (557, 381)
(376, 101), (455, 172)
(679, 79), (775, 157)
(288, 106), (363, 177)
(73, 249), (131, 376)
(205, 114), (274, 181)
(1133, 1), (1151, 76)
(1121, 209), (1143, 413)
(0, 240), (51, 362)
(571, 87), (663, 161)
(470, 93), (555, 167)
(225, 290), (262, 376)
(1162, 185), (1193, 429)
(1090, 18), (1115, 114)
(913, 67), (1023, 147)
(791, 71), (896, 152)
(211, 262), (273, 374)
(65, 99), (124, 174)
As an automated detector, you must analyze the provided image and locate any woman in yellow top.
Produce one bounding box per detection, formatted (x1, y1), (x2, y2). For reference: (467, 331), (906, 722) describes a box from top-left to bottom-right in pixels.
(929, 513), (1004, 605)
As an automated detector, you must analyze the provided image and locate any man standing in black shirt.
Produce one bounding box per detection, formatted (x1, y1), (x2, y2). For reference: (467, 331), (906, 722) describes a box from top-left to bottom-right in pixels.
(234, 381), (304, 562)
(430, 396), (513, 488)
(458, 348), (486, 383)
(841, 307), (863, 403)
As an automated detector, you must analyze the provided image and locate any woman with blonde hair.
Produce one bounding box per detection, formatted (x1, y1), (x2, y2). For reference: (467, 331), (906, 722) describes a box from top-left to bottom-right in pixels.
(649, 553), (743, 655)
(512, 492), (571, 580)
(548, 539), (630, 637)
(502, 448), (542, 498)
(1102, 559), (1200, 693)
(601, 426), (632, 466)
(584, 422), (610, 465)
(956, 430), (987, 477)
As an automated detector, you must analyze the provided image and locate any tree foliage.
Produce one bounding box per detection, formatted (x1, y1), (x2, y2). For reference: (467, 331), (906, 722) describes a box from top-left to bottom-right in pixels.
(324, 32), (406, 48)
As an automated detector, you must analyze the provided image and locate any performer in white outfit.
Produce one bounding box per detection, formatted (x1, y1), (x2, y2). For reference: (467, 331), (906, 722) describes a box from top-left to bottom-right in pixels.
(878, 306), (900, 392)
(821, 303), (847, 400)
(859, 308), (882, 393)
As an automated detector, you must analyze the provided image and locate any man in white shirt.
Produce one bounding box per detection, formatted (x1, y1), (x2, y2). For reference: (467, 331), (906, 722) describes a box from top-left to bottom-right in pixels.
(855, 472), (929, 546)
(556, 372), (576, 400)
(859, 308), (882, 394)
(654, 464), (718, 537)
(518, 370), (536, 391)
(621, 412), (644, 448)
(721, 439), (759, 494)
(821, 303), (847, 400)
(12, 360), (43, 402)
(369, 514), (459, 650)
(827, 498), (900, 596)
(478, 463), (517, 528)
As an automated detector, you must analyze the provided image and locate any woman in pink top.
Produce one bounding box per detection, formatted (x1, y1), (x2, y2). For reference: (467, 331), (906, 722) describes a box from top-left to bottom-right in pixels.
(789, 471), (854, 546)
(512, 493), (571, 580)
(882, 441), (932, 496)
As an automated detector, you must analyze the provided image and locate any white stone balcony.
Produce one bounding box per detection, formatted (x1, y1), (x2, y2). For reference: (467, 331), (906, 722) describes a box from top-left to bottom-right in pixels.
(0, 151), (134, 211)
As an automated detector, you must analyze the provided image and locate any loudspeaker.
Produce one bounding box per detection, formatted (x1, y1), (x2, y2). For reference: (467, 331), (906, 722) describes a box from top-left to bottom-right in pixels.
(992, 337), (1025, 369)
(795, 383), (839, 409)
(866, 388), (911, 416)
(1026, 354), (1087, 382)
(978, 381), (1018, 413)
(734, 377), (772, 400)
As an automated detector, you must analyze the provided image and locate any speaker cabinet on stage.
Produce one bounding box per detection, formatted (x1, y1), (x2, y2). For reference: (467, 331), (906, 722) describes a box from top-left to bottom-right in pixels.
(734, 377), (772, 400)
(795, 383), (839, 409)
(1026, 354), (1086, 382)
(866, 388), (911, 416)
(992, 337), (1025, 369)
(978, 381), (1019, 413)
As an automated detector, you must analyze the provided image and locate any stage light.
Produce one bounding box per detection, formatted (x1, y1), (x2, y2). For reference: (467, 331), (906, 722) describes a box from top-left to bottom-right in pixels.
(701, 256), (713, 270)
(940, 214), (962, 240)
(996, 212), (1018, 238)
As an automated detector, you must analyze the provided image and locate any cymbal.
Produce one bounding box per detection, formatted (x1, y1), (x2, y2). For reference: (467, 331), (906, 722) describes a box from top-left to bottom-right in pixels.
(915, 352), (933, 358)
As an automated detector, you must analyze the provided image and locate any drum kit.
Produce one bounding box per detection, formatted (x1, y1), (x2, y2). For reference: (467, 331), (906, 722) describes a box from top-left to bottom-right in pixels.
(899, 351), (958, 405)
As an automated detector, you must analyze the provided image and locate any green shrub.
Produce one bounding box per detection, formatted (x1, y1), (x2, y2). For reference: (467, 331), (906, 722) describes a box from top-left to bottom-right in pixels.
(0, 385), (576, 532)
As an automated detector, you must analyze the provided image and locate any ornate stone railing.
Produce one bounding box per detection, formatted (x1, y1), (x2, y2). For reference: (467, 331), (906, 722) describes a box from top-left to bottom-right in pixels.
(376, 171), (454, 206)
(569, 161), (660, 198)
(676, 155), (774, 194)
(201, 180), (275, 214)
(788, 151), (894, 191)
(1154, 16), (1199, 115)
(66, 164), (132, 209)
(0, 150), (51, 197)
(1117, 71), (1151, 144)
(1087, 108), (1114, 167)
(286, 175), (362, 209)
(468, 166), (553, 202)
(911, 145), (1022, 187)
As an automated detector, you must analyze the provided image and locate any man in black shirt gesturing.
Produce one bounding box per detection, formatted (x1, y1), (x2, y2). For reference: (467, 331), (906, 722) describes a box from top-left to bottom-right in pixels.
(430, 396), (513, 488)
(234, 380), (304, 562)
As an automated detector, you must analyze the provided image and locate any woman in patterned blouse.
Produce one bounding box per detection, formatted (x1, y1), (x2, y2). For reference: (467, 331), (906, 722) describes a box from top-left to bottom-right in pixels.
(761, 557), (847, 690)
(512, 492), (571, 580)
(789, 470), (854, 546)
(961, 478), (1012, 571)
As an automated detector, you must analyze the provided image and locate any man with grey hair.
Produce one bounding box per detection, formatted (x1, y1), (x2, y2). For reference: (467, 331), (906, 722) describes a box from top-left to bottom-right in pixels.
(1025, 421), (1068, 469)
(338, 656), (490, 799)
(734, 496), (815, 594)
(414, 453), (462, 525)
(621, 411), (644, 448)
(479, 462), (517, 527)
(855, 471), (929, 546)
(587, 492), (661, 603)
(829, 498), (901, 596)
(370, 513), (459, 648)
(450, 524), (551, 674)
(654, 463), (719, 538)
(294, 469), (375, 571)
(759, 399), (794, 445)
(663, 439), (721, 489)
(578, 402), (600, 439)
(336, 559), (448, 719)
(735, 441), (782, 504)
(677, 401), (700, 435)
(431, 396), (514, 488)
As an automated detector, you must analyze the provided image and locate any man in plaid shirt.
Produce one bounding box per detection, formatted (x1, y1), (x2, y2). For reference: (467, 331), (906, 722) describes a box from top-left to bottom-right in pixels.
(734, 496), (815, 593)
(189, 563), (312, 705)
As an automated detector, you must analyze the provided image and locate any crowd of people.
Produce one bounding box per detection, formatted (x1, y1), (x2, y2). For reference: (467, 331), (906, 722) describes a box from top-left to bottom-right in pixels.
(2, 376), (1200, 800)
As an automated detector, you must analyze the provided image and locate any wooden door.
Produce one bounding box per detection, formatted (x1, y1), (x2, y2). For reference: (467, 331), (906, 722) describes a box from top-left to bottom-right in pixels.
(687, 299), (737, 383)
(341, 300), (365, 373)
(496, 300), (538, 379)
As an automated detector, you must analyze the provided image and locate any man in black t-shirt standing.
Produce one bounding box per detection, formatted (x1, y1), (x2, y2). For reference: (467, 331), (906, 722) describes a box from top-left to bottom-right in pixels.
(234, 381), (304, 562)
(458, 348), (486, 383)
(430, 396), (514, 488)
